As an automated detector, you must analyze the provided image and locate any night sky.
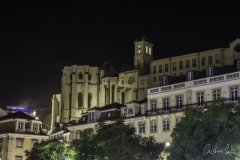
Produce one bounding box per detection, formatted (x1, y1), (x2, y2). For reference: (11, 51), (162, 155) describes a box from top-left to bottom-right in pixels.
(0, 2), (240, 119)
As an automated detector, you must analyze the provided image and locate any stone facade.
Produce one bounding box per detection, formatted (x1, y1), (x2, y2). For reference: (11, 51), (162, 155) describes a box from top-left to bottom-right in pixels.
(52, 37), (240, 124)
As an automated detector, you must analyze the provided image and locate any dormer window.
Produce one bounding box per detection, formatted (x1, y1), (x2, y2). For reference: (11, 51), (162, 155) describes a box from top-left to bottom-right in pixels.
(206, 67), (214, 77)
(187, 71), (193, 81)
(161, 76), (168, 86)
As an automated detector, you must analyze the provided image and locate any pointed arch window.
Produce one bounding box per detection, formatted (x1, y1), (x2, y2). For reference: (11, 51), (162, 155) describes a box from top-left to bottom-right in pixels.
(78, 93), (83, 109)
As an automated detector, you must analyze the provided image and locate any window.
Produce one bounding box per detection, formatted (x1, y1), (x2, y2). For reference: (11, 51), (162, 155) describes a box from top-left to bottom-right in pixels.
(152, 66), (156, 74)
(201, 57), (205, 66)
(139, 122), (145, 134)
(88, 93), (92, 109)
(208, 56), (212, 65)
(163, 98), (169, 112)
(141, 79), (144, 85)
(165, 64), (168, 72)
(121, 92), (125, 104)
(78, 92), (83, 108)
(163, 119), (170, 131)
(128, 107), (133, 115)
(159, 65), (162, 73)
(213, 89), (221, 100)
(88, 74), (92, 81)
(215, 55), (220, 64)
(108, 112), (111, 118)
(161, 76), (168, 86)
(150, 99), (157, 113)
(18, 122), (24, 130)
(15, 156), (23, 160)
(16, 138), (24, 148)
(237, 59), (240, 71)
(79, 72), (83, 79)
(197, 92), (204, 106)
(153, 76), (157, 82)
(146, 46), (148, 53)
(150, 120), (157, 133)
(111, 85), (115, 103)
(89, 113), (94, 121)
(31, 139), (38, 147)
(138, 45), (141, 53)
(33, 123), (38, 131)
(186, 60), (190, 68)
(149, 47), (152, 55)
(192, 59), (197, 67)
(187, 71), (193, 81)
(176, 96), (183, 109)
(173, 62), (177, 71)
(0, 138), (2, 151)
(206, 67), (214, 77)
(230, 86), (238, 102)
(179, 61), (183, 70)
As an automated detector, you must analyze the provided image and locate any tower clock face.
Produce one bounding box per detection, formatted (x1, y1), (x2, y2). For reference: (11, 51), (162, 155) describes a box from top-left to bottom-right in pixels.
(128, 77), (135, 84)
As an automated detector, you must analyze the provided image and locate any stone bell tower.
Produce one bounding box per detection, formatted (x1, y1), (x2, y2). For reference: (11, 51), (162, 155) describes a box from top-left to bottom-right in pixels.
(134, 35), (153, 75)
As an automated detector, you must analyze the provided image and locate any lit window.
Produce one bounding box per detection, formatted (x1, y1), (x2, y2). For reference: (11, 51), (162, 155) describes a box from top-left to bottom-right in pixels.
(150, 120), (157, 133)
(139, 122), (145, 134)
(206, 67), (214, 77)
(230, 86), (238, 102)
(15, 156), (23, 160)
(138, 45), (141, 53)
(163, 98), (169, 112)
(18, 122), (24, 130)
(149, 47), (152, 55)
(213, 89), (221, 100)
(197, 92), (204, 106)
(176, 96), (183, 109)
(33, 123), (38, 131)
(163, 119), (170, 131)
(16, 138), (24, 148)
(146, 46), (148, 53)
(150, 99), (157, 113)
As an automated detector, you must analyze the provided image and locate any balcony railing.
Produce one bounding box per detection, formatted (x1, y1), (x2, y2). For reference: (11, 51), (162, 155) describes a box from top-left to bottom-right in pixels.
(145, 97), (240, 116)
(148, 71), (240, 95)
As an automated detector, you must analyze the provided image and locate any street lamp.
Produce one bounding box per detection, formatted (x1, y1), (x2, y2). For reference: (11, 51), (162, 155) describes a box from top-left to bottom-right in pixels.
(161, 142), (170, 160)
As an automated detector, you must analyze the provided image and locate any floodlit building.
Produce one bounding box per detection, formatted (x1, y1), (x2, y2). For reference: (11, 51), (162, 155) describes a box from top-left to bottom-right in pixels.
(50, 36), (240, 143)
(0, 112), (48, 160)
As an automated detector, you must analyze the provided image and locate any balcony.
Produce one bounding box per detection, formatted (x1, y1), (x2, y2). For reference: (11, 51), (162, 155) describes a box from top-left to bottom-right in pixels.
(145, 97), (240, 116)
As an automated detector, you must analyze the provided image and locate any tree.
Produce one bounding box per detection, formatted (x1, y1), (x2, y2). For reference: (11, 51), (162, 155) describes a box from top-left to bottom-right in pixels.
(169, 100), (240, 160)
(25, 140), (76, 160)
(72, 120), (164, 160)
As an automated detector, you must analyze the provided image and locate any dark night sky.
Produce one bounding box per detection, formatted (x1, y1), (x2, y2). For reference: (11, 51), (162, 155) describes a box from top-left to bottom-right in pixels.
(0, 2), (240, 119)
